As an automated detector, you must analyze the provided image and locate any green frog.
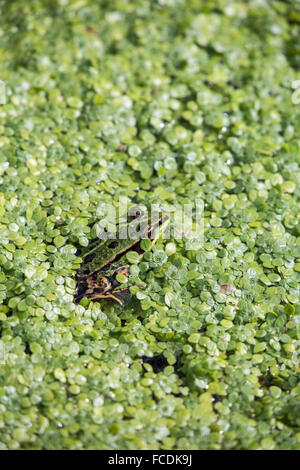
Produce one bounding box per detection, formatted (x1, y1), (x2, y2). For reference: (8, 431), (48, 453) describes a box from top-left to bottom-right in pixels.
(74, 211), (169, 306)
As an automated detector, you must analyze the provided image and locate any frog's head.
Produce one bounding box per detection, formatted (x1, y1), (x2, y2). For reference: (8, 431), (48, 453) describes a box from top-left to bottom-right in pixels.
(127, 208), (169, 241)
(148, 211), (170, 242)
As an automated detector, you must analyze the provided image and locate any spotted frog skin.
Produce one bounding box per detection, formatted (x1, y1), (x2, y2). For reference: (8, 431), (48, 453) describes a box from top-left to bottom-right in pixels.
(74, 212), (169, 306)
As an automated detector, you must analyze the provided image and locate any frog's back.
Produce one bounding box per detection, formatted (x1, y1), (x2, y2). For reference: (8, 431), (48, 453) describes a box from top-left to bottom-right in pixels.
(77, 236), (140, 277)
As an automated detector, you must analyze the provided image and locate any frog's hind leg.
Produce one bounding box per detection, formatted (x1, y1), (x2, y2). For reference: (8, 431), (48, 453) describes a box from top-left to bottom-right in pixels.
(109, 287), (131, 306)
(111, 284), (145, 304)
(109, 294), (124, 306)
(90, 292), (124, 306)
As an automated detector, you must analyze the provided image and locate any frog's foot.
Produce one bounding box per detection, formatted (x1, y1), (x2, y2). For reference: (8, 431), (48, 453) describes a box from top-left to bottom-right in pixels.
(111, 284), (146, 304)
(106, 293), (124, 305)
(109, 287), (132, 306)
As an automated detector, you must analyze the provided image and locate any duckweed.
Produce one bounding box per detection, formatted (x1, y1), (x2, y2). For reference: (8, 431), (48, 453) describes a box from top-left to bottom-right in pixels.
(0, 0), (299, 450)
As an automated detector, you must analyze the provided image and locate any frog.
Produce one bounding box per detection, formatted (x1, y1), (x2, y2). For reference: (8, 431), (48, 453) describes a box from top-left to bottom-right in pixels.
(74, 211), (170, 306)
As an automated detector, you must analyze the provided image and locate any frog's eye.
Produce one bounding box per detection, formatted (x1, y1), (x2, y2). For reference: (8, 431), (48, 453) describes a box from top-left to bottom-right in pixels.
(128, 207), (144, 220)
(158, 213), (168, 225)
(108, 241), (118, 249)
